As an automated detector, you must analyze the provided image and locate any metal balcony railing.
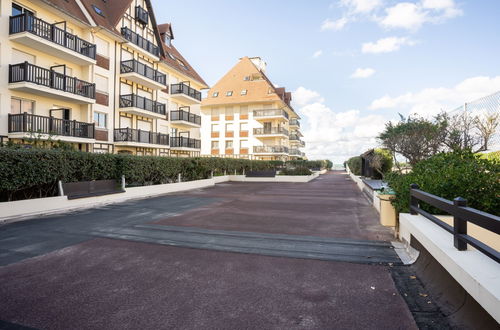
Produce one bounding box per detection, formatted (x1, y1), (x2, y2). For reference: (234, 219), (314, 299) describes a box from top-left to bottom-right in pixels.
(289, 149), (303, 156)
(170, 110), (201, 125)
(170, 137), (201, 149)
(170, 83), (202, 101)
(253, 146), (289, 154)
(9, 13), (96, 59)
(9, 62), (96, 99)
(289, 134), (300, 141)
(8, 113), (95, 139)
(121, 27), (159, 57)
(114, 128), (169, 146)
(120, 60), (166, 85)
(119, 94), (166, 116)
(289, 118), (301, 127)
(253, 127), (289, 135)
(135, 6), (149, 25)
(253, 109), (289, 119)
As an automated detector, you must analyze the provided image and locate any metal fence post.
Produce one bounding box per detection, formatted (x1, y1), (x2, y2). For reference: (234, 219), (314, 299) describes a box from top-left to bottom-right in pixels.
(409, 183), (419, 215)
(453, 197), (468, 251)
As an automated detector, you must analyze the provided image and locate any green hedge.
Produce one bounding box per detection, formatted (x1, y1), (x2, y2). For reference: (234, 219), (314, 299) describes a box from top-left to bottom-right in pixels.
(279, 167), (313, 176)
(346, 156), (362, 175)
(0, 149), (327, 202)
(385, 151), (500, 215)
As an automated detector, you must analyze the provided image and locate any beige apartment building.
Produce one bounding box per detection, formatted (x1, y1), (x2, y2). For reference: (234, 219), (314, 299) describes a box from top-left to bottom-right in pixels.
(0, 0), (207, 157)
(201, 57), (305, 160)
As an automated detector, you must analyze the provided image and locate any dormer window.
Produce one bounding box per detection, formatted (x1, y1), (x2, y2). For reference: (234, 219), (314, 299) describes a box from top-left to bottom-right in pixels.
(135, 6), (149, 25)
(226, 91), (233, 97)
(93, 5), (104, 17)
(212, 92), (219, 97)
(164, 34), (172, 47)
(243, 76), (250, 81)
(241, 90), (247, 95)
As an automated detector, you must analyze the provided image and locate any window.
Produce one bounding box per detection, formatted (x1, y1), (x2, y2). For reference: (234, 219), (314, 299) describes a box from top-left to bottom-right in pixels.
(95, 37), (109, 57)
(12, 49), (35, 64)
(241, 89), (247, 95)
(212, 92), (219, 97)
(240, 140), (249, 149)
(211, 124), (219, 132)
(268, 88), (273, 94)
(226, 123), (234, 132)
(177, 59), (187, 70)
(95, 74), (108, 94)
(226, 91), (233, 97)
(11, 98), (34, 114)
(211, 141), (219, 149)
(243, 76), (250, 81)
(92, 5), (105, 17)
(225, 140), (233, 149)
(12, 3), (33, 16)
(240, 106), (249, 115)
(240, 122), (248, 131)
(93, 112), (107, 128)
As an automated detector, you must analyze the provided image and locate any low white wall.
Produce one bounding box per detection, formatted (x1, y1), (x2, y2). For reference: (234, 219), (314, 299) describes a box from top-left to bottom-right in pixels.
(228, 172), (319, 183)
(400, 213), (500, 323)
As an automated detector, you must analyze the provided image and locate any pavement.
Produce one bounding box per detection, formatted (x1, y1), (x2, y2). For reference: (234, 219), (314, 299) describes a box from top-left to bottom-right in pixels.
(0, 171), (421, 329)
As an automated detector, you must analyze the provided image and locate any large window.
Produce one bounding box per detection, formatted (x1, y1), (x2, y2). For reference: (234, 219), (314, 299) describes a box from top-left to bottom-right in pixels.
(225, 140), (233, 149)
(240, 122), (248, 131)
(225, 123), (234, 132)
(211, 141), (219, 149)
(240, 140), (249, 149)
(12, 3), (33, 16)
(11, 98), (34, 114)
(95, 74), (108, 94)
(95, 36), (110, 57)
(93, 112), (107, 128)
(211, 124), (219, 132)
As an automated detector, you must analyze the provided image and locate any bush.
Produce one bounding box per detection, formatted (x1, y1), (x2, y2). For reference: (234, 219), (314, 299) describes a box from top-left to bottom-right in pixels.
(385, 150), (500, 215)
(346, 156), (362, 175)
(286, 160), (324, 170)
(371, 148), (394, 179)
(279, 167), (312, 176)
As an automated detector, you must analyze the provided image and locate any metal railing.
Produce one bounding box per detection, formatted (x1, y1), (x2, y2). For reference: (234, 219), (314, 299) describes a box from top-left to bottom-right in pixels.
(410, 184), (499, 263)
(253, 109), (289, 120)
(114, 128), (169, 146)
(289, 149), (302, 156)
(135, 6), (149, 25)
(253, 146), (289, 154)
(121, 27), (159, 57)
(9, 13), (96, 59)
(9, 62), (96, 99)
(120, 60), (166, 85)
(289, 134), (300, 140)
(253, 127), (289, 135)
(170, 136), (201, 149)
(289, 118), (301, 127)
(8, 113), (95, 139)
(170, 110), (201, 125)
(170, 83), (202, 101)
(119, 94), (166, 116)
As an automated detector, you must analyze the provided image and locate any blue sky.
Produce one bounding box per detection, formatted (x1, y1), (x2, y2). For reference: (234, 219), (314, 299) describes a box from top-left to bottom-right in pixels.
(153, 0), (500, 162)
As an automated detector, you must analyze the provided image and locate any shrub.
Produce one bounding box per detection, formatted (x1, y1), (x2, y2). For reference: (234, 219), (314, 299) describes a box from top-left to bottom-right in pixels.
(346, 156), (362, 175)
(371, 148), (394, 179)
(286, 160), (324, 170)
(279, 167), (312, 176)
(385, 150), (500, 215)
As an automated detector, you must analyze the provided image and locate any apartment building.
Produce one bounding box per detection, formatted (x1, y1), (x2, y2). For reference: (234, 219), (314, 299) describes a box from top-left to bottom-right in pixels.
(0, 0), (207, 157)
(201, 57), (305, 160)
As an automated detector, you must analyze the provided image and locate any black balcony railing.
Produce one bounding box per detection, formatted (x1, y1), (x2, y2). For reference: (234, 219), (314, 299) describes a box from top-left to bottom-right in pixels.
(289, 149), (302, 156)
(9, 13), (96, 60)
(8, 113), (95, 139)
(289, 118), (301, 127)
(114, 128), (169, 146)
(9, 62), (96, 99)
(253, 146), (289, 154)
(410, 184), (500, 263)
(289, 134), (300, 140)
(121, 27), (159, 57)
(120, 60), (166, 85)
(170, 110), (201, 125)
(119, 94), (166, 116)
(170, 83), (202, 101)
(135, 6), (149, 25)
(253, 109), (289, 120)
(254, 127), (289, 135)
(170, 137), (201, 149)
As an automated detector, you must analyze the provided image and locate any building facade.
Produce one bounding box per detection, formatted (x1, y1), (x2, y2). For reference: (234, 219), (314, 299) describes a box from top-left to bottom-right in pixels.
(0, 0), (207, 157)
(201, 57), (305, 161)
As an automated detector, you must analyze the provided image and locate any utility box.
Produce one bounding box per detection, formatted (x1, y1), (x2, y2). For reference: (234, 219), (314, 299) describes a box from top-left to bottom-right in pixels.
(378, 190), (397, 227)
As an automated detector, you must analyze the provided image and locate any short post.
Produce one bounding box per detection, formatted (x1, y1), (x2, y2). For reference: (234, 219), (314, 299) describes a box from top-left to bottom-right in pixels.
(234, 169), (237, 175)
(211, 171), (214, 179)
(409, 183), (419, 215)
(453, 197), (468, 251)
(57, 180), (64, 196)
(242, 168), (245, 176)
(121, 175), (126, 190)
(224, 170), (227, 176)
(178, 173), (182, 183)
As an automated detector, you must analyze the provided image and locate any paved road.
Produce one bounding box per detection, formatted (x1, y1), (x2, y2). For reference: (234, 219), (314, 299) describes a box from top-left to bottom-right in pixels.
(0, 171), (418, 329)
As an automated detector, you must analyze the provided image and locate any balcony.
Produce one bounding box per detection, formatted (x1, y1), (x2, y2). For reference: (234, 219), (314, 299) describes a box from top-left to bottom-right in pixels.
(135, 6), (149, 25)
(289, 134), (300, 141)
(289, 118), (301, 127)
(170, 83), (202, 104)
(8, 113), (95, 142)
(9, 62), (95, 104)
(253, 127), (289, 138)
(121, 27), (159, 57)
(120, 60), (166, 89)
(170, 109), (201, 128)
(170, 137), (201, 150)
(253, 145), (289, 154)
(9, 13), (96, 65)
(253, 109), (289, 121)
(119, 94), (166, 119)
(114, 128), (169, 147)
(289, 149), (305, 157)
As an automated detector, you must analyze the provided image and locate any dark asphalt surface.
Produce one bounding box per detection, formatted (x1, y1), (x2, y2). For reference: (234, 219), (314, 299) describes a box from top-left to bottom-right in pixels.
(0, 171), (417, 329)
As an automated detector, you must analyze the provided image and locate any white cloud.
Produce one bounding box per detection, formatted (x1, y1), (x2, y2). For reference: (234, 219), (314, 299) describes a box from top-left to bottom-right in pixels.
(369, 76), (500, 117)
(312, 50), (323, 58)
(362, 37), (416, 54)
(293, 87), (325, 107)
(321, 17), (349, 31)
(351, 67), (376, 78)
(340, 0), (383, 14)
(293, 87), (388, 163)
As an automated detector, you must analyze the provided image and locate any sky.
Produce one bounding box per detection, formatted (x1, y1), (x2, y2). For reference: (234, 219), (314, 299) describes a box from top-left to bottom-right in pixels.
(153, 0), (500, 163)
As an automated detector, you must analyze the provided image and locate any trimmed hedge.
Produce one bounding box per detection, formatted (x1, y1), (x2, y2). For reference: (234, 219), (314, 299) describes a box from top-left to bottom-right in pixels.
(0, 149), (327, 202)
(279, 167), (313, 176)
(346, 156), (362, 175)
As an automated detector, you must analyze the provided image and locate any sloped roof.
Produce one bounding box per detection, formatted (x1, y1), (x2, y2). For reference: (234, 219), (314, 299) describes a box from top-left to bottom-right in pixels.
(41, 0), (90, 25)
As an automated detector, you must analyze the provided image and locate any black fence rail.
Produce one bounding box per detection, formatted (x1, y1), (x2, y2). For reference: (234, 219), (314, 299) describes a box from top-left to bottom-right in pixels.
(170, 83), (202, 101)
(120, 60), (166, 85)
(410, 184), (500, 263)
(253, 127), (289, 135)
(9, 13), (96, 60)
(121, 27), (159, 57)
(9, 62), (96, 99)
(114, 128), (169, 146)
(119, 94), (166, 116)
(8, 113), (95, 139)
(170, 110), (201, 125)
(170, 137), (201, 149)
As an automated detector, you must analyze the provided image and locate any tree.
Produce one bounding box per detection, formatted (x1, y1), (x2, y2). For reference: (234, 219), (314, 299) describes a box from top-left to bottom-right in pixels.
(370, 149), (393, 179)
(475, 112), (500, 151)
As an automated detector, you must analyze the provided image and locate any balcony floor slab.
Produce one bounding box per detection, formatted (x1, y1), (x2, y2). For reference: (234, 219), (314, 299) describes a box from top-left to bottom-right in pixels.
(9, 82), (95, 105)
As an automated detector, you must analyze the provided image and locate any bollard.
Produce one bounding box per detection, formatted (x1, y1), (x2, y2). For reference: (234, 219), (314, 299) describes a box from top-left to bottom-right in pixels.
(121, 175), (126, 190)
(211, 171), (214, 179)
(58, 180), (64, 196)
(178, 173), (182, 183)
